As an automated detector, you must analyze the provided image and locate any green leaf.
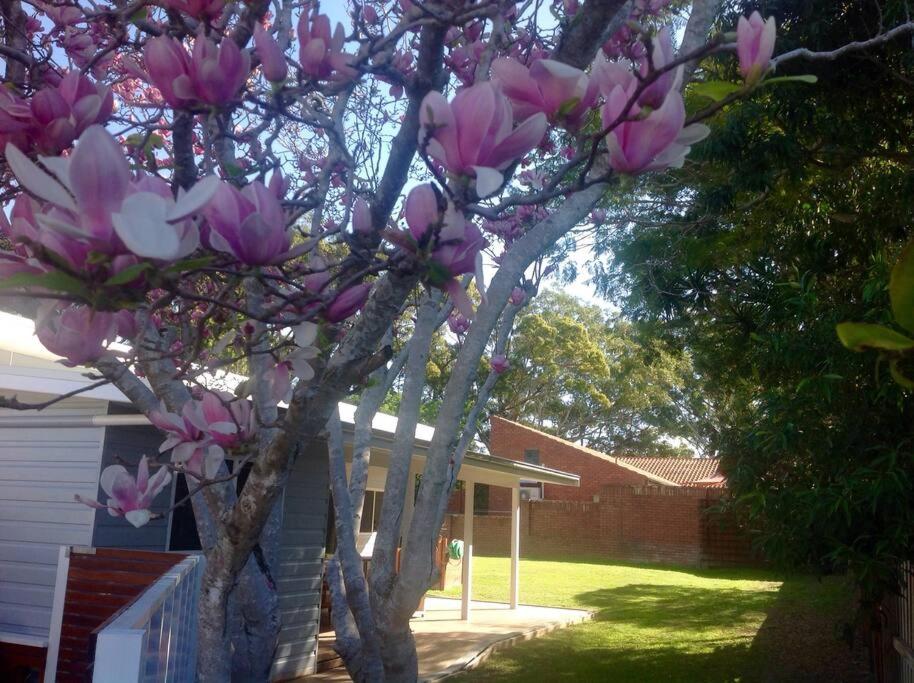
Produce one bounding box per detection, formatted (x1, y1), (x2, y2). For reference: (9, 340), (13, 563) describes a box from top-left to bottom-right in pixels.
(889, 239), (914, 332)
(0, 270), (91, 299)
(690, 80), (743, 102)
(164, 256), (215, 274)
(104, 263), (151, 286)
(889, 359), (914, 389)
(760, 75), (819, 88)
(129, 6), (148, 23)
(836, 322), (914, 352)
(556, 96), (582, 118)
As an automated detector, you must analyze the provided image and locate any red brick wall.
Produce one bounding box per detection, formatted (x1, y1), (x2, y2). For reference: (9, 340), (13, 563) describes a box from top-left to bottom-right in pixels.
(445, 485), (762, 568)
(485, 416), (662, 512)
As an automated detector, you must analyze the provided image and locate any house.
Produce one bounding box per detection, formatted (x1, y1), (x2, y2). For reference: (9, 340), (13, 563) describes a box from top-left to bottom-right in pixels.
(0, 313), (579, 681)
(477, 416), (724, 513)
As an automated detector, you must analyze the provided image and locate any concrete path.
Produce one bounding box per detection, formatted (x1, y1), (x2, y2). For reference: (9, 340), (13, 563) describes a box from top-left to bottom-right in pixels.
(302, 597), (591, 681)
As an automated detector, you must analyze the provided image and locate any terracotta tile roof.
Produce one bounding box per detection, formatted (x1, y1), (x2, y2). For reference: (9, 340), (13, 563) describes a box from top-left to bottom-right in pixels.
(616, 456), (726, 488)
(491, 417), (726, 488)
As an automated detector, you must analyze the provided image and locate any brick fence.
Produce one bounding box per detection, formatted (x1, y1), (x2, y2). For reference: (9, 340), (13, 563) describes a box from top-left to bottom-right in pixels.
(445, 484), (762, 568)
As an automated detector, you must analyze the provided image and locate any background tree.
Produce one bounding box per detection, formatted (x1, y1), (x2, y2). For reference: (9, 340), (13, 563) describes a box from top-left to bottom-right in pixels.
(588, 0), (914, 601)
(0, 1), (902, 681)
(489, 289), (697, 454)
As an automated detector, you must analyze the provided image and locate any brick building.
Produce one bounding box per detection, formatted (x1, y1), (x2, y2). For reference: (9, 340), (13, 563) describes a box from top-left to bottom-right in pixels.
(477, 416), (725, 513)
(443, 418), (760, 568)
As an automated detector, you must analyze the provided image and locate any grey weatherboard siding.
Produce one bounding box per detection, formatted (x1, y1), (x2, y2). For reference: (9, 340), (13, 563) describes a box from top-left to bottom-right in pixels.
(91, 403), (331, 679)
(91, 403), (173, 550)
(272, 438), (330, 679)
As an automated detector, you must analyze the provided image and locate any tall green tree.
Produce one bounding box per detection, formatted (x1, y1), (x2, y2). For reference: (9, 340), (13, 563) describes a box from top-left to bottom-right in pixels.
(589, 0), (914, 598)
(490, 290), (697, 455)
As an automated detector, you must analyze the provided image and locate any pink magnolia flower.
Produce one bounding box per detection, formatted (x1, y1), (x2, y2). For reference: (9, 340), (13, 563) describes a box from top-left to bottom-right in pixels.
(601, 84), (686, 175)
(76, 456), (172, 528)
(351, 197), (373, 234)
(297, 10), (357, 81)
(189, 391), (255, 449)
(448, 313), (471, 335)
(254, 23), (289, 84)
(490, 354), (510, 374)
(402, 184), (488, 316)
(190, 34), (250, 106)
(491, 58), (597, 129)
(324, 283), (372, 323)
(149, 401), (225, 479)
(737, 11), (776, 83)
(163, 0), (225, 20)
(5, 125), (216, 261)
(35, 303), (116, 366)
(419, 82), (548, 197)
(145, 33), (250, 107)
(304, 255), (332, 293)
(362, 5), (379, 23)
(30, 72), (114, 153)
(0, 89), (33, 151)
(635, 28), (681, 108)
(204, 180), (290, 265)
(144, 36), (195, 108)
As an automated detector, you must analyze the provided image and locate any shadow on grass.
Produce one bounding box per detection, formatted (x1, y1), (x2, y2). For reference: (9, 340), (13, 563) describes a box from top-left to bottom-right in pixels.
(578, 583), (775, 632)
(454, 576), (867, 683)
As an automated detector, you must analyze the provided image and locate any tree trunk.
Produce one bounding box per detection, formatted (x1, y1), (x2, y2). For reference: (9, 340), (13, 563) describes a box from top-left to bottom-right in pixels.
(379, 625), (418, 683)
(197, 558), (234, 683)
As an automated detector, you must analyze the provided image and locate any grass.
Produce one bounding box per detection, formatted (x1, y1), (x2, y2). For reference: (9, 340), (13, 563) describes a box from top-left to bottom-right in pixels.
(430, 556), (865, 683)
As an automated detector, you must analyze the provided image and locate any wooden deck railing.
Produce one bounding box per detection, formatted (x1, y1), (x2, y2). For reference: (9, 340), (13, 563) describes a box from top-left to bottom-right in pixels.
(45, 547), (186, 683)
(92, 553), (204, 683)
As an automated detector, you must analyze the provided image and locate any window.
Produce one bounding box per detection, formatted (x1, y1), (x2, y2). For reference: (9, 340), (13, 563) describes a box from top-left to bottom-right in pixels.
(523, 448), (540, 465)
(359, 491), (385, 533)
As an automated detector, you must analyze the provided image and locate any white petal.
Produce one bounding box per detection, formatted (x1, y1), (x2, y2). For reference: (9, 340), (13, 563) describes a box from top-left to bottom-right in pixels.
(676, 123), (711, 146)
(100, 465), (128, 497)
(472, 166), (504, 199)
(174, 223), (200, 259)
(293, 321), (318, 347)
(167, 176), (221, 222)
(5, 143), (77, 211)
(474, 251), (487, 303)
(125, 509), (152, 528)
(113, 193), (182, 259)
(290, 358), (315, 381)
(203, 446), (225, 479)
(35, 212), (86, 238)
(171, 442), (198, 464)
(37, 155), (73, 191)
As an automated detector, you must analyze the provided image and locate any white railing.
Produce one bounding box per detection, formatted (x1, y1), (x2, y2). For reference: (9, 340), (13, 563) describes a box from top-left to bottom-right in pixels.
(92, 554), (205, 683)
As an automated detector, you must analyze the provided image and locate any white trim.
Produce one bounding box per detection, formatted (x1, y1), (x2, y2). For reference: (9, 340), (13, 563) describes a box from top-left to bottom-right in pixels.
(43, 545), (71, 683)
(0, 632), (48, 648)
(0, 413), (149, 427)
(461, 480), (475, 622)
(509, 486), (520, 610)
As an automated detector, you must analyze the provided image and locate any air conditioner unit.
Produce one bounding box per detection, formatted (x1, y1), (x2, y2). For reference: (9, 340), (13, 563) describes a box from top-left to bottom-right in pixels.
(519, 482), (543, 501)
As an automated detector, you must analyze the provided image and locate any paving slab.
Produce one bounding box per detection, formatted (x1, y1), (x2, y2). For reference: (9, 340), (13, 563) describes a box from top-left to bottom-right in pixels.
(300, 597), (592, 681)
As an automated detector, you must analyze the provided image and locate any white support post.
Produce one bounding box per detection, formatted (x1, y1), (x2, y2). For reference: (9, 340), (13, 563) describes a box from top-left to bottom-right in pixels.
(510, 486), (520, 609)
(44, 545), (71, 683)
(461, 480), (475, 621)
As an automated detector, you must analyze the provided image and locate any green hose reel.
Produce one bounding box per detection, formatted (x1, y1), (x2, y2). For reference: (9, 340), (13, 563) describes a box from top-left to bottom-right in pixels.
(448, 539), (464, 561)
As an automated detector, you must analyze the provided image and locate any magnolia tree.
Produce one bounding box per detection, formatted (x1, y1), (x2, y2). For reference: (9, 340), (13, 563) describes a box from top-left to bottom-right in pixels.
(0, 0), (900, 681)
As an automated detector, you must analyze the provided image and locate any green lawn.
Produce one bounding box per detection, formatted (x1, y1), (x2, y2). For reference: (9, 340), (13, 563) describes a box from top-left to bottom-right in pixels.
(431, 556), (865, 683)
